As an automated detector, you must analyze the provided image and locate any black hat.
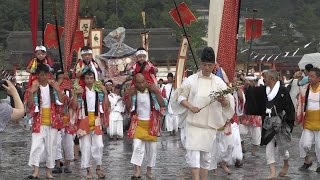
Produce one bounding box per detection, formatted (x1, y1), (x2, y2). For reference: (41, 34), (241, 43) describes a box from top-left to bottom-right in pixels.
(201, 47), (215, 63)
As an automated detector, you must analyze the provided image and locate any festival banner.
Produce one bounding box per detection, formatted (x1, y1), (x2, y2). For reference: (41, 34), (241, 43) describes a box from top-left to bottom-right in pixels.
(175, 36), (189, 89)
(44, 23), (64, 49)
(169, 2), (196, 28)
(140, 32), (149, 51)
(207, 0), (240, 81)
(79, 17), (93, 45)
(29, 0), (38, 49)
(245, 18), (263, 42)
(64, 0), (80, 71)
(90, 29), (103, 49)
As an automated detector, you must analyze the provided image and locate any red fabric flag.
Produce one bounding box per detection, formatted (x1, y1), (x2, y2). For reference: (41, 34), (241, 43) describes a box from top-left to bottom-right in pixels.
(169, 2), (196, 28)
(64, 0), (80, 72)
(71, 31), (84, 52)
(245, 18), (263, 41)
(44, 23), (64, 49)
(213, 0), (240, 82)
(29, 0), (38, 49)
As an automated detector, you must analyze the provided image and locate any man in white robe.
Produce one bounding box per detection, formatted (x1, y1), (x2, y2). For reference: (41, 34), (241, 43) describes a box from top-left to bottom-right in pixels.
(163, 73), (178, 135)
(171, 47), (235, 180)
(108, 85), (125, 140)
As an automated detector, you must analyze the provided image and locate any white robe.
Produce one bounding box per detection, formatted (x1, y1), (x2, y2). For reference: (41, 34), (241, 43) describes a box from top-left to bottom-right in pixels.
(164, 83), (178, 131)
(171, 71), (235, 152)
(108, 93), (125, 137)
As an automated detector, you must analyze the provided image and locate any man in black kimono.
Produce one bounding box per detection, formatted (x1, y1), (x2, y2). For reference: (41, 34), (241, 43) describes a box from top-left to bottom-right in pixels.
(245, 69), (295, 179)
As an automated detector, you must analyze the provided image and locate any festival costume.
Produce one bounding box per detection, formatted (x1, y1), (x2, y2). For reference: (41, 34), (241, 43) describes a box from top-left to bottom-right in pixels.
(171, 71), (235, 169)
(299, 84), (320, 167)
(108, 92), (125, 138)
(245, 81), (295, 165)
(128, 89), (165, 167)
(76, 86), (109, 169)
(163, 83), (178, 132)
(27, 84), (62, 169)
(55, 87), (77, 164)
(131, 61), (157, 85)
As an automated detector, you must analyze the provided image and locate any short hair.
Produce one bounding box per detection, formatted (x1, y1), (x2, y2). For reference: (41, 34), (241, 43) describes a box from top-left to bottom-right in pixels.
(83, 70), (95, 77)
(137, 47), (146, 51)
(305, 64), (314, 71)
(264, 69), (279, 81)
(36, 63), (49, 74)
(159, 78), (163, 82)
(55, 70), (64, 80)
(167, 72), (174, 78)
(309, 67), (320, 77)
(201, 47), (215, 63)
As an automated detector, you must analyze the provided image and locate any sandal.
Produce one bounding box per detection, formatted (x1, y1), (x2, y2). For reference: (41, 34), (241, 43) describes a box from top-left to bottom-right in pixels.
(27, 175), (39, 179)
(131, 176), (141, 179)
(96, 169), (106, 179)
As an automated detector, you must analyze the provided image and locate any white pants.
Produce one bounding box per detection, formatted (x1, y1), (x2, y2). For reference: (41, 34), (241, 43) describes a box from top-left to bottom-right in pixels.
(210, 131), (234, 170)
(28, 125), (58, 169)
(266, 137), (289, 165)
(109, 120), (123, 137)
(56, 129), (74, 161)
(80, 132), (104, 169)
(231, 123), (243, 162)
(180, 127), (186, 148)
(186, 150), (211, 169)
(109, 112), (124, 137)
(240, 125), (261, 145)
(299, 129), (320, 165)
(130, 139), (157, 167)
(165, 114), (178, 132)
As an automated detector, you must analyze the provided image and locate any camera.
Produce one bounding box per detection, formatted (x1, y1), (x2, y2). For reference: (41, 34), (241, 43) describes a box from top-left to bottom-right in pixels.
(0, 80), (8, 99)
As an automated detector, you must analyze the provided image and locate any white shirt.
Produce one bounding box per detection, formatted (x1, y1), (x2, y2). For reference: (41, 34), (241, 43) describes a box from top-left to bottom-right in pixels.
(136, 91), (151, 120)
(307, 90), (320, 111)
(109, 93), (124, 113)
(40, 84), (51, 108)
(257, 77), (265, 86)
(85, 87), (96, 112)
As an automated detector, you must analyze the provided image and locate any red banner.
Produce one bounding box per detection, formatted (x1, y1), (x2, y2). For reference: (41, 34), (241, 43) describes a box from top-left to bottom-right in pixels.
(29, 0), (38, 49)
(64, 0), (80, 72)
(245, 18), (263, 42)
(169, 2), (196, 28)
(216, 0), (241, 82)
(71, 31), (84, 52)
(44, 23), (64, 49)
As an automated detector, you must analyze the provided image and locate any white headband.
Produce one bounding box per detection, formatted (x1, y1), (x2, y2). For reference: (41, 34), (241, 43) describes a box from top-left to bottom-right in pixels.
(35, 46), (46, 52)
(245, 76), (257, 80)
(81, 49), (93, 55)
(135, 50), (147, 56)
(105, 82), (113, 85)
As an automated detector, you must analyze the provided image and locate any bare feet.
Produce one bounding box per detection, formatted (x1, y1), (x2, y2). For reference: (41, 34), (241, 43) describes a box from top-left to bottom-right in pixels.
(220, 161), (231, 175)
(279, 161), (289, 177)
(86, 168), (92, 179)
(146, 167), (152, 178)
(212, 169), (218, 176)
(266, 174), (276, 179)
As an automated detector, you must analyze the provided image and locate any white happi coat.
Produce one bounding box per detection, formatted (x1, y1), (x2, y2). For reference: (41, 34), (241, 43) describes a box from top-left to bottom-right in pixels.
(171, 71), (235, 152)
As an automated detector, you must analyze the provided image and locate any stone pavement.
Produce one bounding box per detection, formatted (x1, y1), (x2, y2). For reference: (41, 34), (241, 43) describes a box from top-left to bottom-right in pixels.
(0, 122), (319, 180)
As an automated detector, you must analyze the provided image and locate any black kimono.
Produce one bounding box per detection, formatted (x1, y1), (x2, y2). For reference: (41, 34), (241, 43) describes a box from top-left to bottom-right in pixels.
(245, 85), (295, 145)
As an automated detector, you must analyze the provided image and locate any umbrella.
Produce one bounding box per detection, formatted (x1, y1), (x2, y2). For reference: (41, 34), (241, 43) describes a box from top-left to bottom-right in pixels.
(298, 53), (320, 69)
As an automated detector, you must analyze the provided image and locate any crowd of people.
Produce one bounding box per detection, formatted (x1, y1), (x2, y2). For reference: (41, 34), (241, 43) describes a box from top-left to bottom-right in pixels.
(0, 44), (319, 180)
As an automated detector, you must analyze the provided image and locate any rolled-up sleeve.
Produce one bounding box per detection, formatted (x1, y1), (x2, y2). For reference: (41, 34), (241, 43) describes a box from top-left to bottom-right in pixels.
(0, 103), (13, 131)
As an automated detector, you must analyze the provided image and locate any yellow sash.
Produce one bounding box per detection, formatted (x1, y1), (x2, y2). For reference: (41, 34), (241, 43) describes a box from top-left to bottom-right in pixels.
(41, 108), (51, 126)
(63, 115), (69, 125)
(133, 120), (157, 142)
(88, 112), (96, 131)
(304, 109), (320, 130)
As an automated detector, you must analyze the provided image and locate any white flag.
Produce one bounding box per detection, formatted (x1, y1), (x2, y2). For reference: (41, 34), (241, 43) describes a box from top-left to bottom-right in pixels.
(267, 55), (274, 61)
(273, 53), (281, 61)
(292, 48), (300, 56)
(304, 42), (312, 48)
(240, 49), (248, 53)
(252, 54), (259, 60)
(260, 54), (266, 61)
(284, 52), (290, 58)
